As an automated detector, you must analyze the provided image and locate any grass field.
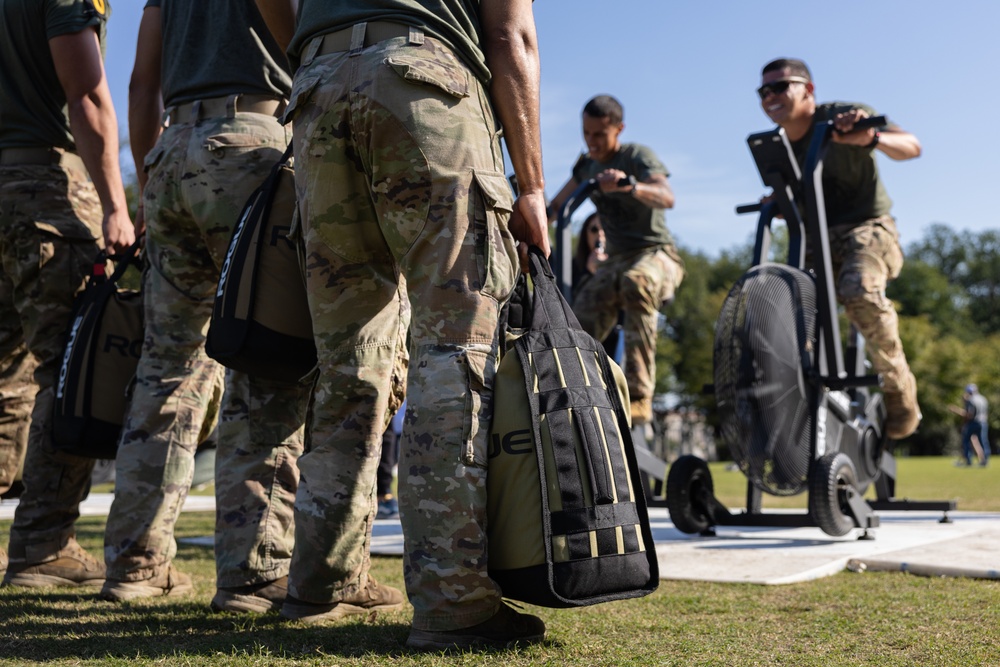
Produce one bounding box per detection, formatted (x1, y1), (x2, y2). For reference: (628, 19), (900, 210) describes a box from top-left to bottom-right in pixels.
(1, 456), (998, 666)
(704, 455), (1000, 512)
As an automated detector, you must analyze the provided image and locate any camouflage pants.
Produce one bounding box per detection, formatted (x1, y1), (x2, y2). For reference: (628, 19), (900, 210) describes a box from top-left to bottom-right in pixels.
(0, 342), (35, 496)
(104, 111), (309, 586)
(828, 216), (909, 393)
(1, 163), (102, 559)
(287, 28), (517, 630)
(572, 245), (684, 411)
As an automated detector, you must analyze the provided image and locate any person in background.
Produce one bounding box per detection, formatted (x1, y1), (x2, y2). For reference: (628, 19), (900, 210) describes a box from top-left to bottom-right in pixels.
(572, 213), (626, 361)
(954, 384), (990, 467)
(1, 0), (134, 588)
(376, 399), (406, 520)
(572, 212), (607, 298)
(548, 95), (683, 427)
(755, 57), (922, 440)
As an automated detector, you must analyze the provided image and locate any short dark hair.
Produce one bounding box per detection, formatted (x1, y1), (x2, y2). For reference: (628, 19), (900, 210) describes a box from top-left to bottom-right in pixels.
(583, 95), (623, 125)
(761, 58), (812, 81)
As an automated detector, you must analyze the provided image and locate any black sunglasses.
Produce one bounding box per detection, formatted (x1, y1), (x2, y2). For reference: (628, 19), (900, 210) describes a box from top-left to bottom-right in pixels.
(756, 77), (809, 100)
(587, 226), (601, 233)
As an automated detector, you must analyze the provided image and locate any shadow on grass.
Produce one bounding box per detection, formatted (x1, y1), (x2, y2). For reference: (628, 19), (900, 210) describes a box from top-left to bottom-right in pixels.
(0, 591), (416, 661)
(0, 590), (558, 661)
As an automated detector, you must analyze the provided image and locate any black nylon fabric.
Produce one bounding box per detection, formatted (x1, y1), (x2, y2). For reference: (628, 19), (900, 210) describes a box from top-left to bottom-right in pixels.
(52, 239), (144, 459)
(487, 246), (658, 607)
(550, 502), (642, 534)
(206, 144), (316, 383)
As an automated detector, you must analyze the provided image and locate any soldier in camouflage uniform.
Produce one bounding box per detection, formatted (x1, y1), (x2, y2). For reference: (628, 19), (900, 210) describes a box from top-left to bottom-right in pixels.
(548, 95), (683, 426)
(100, 0), (309, 606)
(1, 0), (135, 586)
(256, 0), (550, 649)
(757, 58), (922, 440)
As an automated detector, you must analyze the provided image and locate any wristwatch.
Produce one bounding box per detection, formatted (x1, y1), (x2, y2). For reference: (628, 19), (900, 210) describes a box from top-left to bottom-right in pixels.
(626, 175), (638, 195)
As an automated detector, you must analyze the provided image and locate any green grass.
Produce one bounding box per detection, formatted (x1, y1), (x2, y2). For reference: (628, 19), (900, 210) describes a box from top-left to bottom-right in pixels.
(1, 456), (998, 666)
(704, 455), (1000, 512)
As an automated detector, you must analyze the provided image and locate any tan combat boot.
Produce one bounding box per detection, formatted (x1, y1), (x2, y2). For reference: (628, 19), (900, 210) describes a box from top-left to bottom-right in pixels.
(100, 564), (193, 602)
(883, 371), (921, 440)
(406, 600), (546, 651)
(212, 575), (287, 614)
(281, 575), (404, 624)
(2, 537), (104, 588)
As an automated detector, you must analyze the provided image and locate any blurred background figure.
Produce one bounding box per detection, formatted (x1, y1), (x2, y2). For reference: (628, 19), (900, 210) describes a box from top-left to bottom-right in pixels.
(572, 213), (607, 297)
(950, 384), (990, 467)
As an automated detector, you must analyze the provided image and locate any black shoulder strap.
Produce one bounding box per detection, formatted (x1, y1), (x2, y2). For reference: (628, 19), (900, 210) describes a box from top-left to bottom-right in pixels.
(525, 245), (582, 332)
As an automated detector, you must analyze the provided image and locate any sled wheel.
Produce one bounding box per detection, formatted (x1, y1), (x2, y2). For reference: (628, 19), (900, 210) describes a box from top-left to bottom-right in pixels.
(809, 452), (859, 537)
(666, 455), (714, 534)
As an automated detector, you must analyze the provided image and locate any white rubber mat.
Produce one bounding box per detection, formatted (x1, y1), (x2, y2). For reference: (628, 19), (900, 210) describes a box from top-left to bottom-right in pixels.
(650, 507), (1000, 584)
(8, 494), (997, 584)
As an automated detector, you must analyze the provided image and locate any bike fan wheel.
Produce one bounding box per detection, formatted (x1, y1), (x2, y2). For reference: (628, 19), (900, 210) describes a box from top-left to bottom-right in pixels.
(809, 452), (860, 537)
(666, 455), (715, 534)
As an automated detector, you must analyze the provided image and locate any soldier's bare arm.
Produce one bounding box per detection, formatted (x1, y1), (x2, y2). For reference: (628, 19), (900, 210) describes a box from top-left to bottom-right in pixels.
(129, 7), (164, 200)
(49, 28), (135, 254)
(635, 172), (675, 209)
(596, 169), (674, 209)
(481, 0), (549, 266)
(832, 108), (922, 161)
(872, 128), (921, 161)
(254, 0), (298, 52)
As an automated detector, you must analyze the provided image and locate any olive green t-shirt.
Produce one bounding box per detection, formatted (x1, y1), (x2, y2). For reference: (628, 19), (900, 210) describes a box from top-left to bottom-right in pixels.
(289, 0), (489, 85)
(791, 102), (895, 228)
(144, 0), (291, 107)
(0, 0), (108, 151)
(572, 143), (672, 253)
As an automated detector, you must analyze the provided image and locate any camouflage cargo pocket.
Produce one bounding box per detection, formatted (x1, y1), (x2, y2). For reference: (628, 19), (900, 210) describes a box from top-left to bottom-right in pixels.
(471, 170), (517, 302)
(460, 346), (493, 468)
(385, 53), (470, 99)
(658, 245), (686, 306)
(873, 218), (903, 280)
(203, 132), (278, 159)
(282, 74), (323, 125)
(142, 142), (167, 174)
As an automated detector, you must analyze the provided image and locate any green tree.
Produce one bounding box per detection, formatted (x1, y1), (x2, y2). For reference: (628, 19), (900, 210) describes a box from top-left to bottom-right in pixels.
(888, 259), (973, 340)
(898, 315), (968, 455)
(963, 230), (1000, 335)
(908, 223), (968, 282)
(656, 248), (719, 412)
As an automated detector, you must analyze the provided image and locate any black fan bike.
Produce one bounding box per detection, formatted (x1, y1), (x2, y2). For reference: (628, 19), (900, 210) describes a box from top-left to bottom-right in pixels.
(666, 116), (955, 538)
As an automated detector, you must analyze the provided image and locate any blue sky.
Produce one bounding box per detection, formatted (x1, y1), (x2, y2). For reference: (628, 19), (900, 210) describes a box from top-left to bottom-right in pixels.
(102, 1), (1000, 257)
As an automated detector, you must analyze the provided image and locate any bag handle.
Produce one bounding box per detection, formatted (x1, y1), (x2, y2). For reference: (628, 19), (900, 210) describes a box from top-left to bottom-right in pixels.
(526, 245), (582, 332)
(93, 236), (144, 284)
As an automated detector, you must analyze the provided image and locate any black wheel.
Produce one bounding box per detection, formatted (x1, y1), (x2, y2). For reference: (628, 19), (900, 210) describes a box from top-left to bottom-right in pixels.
(808, 452), (859, 537)
(666, 455), (714, 534)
